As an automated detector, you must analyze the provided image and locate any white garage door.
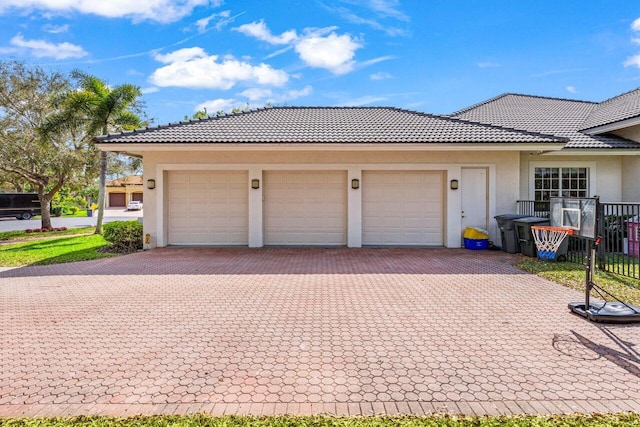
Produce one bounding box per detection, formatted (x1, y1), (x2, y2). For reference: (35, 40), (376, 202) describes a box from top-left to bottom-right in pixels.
(167, 171), (248, 245)
(363, 171), (444, 246)
(264, 171), (347, 245)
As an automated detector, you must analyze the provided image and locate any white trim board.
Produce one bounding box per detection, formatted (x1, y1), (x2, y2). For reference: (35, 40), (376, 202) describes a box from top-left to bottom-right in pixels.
(527, 161), (597, 200)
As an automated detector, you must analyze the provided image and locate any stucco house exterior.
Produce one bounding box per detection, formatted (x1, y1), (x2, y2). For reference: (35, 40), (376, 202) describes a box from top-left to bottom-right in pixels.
(105, 175), (144, 208)
(96, 89), (640, 249)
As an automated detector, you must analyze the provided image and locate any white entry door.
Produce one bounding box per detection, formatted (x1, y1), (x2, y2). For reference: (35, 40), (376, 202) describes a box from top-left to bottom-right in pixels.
(461, 167), (488, 234)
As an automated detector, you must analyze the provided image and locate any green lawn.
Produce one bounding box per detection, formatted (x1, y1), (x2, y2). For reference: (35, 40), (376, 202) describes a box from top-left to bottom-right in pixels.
(0, 227), (95, 242)
(0, 234), (115, 266)
(0, 414), (638, 427)
(516, 257), (640, 306)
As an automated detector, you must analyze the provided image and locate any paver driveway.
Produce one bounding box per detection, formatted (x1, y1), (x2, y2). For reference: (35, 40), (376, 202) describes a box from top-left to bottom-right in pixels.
(1, 248), (639, 418)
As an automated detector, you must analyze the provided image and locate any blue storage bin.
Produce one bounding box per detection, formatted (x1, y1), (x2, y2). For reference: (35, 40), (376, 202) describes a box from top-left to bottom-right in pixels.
(464, 238), (488, 250)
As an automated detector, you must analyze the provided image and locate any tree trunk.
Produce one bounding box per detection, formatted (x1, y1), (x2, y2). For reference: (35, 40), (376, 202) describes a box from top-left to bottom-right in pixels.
(95, 150), (107, 234)
(38, 190), (52, 229)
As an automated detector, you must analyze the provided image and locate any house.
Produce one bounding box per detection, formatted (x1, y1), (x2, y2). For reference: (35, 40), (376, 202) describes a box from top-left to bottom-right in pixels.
(105, 175), (144, 208)
(95, 90), (640, 249)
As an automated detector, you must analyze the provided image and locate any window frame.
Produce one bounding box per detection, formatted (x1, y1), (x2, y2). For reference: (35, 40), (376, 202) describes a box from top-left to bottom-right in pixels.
(528, 161), (596, 201)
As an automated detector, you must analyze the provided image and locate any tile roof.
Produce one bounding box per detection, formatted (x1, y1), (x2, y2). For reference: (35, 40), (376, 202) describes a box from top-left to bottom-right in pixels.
(452, 94), (640, 149)
(96, 107), (566, 145)
(580, 87), (640, 131)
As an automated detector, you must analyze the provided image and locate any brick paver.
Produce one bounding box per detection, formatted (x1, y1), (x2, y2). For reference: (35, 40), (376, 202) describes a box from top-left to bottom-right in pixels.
(1, 248), (639, 417)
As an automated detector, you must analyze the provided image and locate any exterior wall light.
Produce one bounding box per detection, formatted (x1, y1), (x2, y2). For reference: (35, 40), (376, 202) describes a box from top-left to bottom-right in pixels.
(450, 179), (459, 190)
(351, 179), (360, 189)
(146, 179), (156, 190)
(251, 179), (260, 189)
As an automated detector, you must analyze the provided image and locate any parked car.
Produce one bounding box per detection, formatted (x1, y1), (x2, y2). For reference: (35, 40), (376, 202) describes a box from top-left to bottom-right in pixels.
(127, 200), (143, 211)
(0, 193), (41, 220)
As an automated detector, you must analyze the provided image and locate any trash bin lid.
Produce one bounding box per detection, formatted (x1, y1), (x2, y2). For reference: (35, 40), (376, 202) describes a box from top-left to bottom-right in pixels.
(494, 214), (529, 220)
(513, 217), (549, 224)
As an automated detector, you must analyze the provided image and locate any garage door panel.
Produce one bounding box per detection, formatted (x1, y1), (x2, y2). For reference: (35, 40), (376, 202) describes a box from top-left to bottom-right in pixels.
(264, 171), (346, 245)
(167, 171), (248, 245)
(363, 171), (443, 246)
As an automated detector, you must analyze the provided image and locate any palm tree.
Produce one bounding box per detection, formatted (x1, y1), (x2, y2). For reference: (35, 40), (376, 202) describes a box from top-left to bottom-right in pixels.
(53, 71), (142, 233)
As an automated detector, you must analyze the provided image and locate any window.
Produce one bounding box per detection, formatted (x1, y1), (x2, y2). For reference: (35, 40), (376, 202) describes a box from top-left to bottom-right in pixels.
(534, 167), (589, 201)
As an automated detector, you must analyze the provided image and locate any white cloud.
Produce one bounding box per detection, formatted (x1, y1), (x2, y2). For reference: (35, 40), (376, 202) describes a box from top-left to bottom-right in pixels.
(194, 10), (233, 32)
(566, 86), (577, 94)
(42, 23), (69, 34)
(283, 85), (313, 100)
(359, 0), (409, 22)
(632, 37), (640, 45)
(632, 17), (640, 32)
(235, 20), (362, 75)
(4, 34), (87, 59)
(141, 86), (159, 94)
(238, 85), (313, 104)
(154, 47), (207, 64)
(239, 88), (273, 101)
(370, 71), (392, 80)
(234, 20), (298, 45)
(149, 47), (289, 89)
(195, 98), (245, 114)
(295, 32), (361, 75)
(624, 54), (640, 68)
(0, 0), (222, 23)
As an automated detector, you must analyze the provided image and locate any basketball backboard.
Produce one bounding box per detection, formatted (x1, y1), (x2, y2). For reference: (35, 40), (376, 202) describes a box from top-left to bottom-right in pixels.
(549, 197), (597, 239)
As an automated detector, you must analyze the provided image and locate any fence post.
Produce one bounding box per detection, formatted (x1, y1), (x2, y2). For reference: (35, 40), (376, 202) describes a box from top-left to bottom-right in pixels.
(596, 199), (606, 270)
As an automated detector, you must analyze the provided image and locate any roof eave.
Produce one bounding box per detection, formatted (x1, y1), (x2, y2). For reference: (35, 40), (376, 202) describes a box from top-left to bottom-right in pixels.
(96, 142), (568, 152)
(580, 115), (640, 135)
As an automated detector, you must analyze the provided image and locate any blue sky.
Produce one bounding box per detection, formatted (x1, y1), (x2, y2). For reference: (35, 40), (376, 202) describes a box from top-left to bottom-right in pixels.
(1, 0), (640, 125)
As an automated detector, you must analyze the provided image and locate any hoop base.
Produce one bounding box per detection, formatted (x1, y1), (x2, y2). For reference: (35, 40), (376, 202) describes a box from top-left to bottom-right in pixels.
(569, 301), (640, 323)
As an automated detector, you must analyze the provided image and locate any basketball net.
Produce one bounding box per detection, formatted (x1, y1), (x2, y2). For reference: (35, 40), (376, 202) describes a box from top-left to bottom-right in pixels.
(531, 226), (574, 260)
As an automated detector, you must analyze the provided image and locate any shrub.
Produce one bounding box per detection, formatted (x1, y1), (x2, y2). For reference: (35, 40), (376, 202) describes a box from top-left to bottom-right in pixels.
(102, 220), (143, 254)
(68, 206), (78, 215)
(51, 207), (62, 216)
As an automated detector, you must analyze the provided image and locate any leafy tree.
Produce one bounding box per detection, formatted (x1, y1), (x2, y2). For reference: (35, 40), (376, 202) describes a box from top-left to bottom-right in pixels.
(0, 61), (90, 228)
(107, 153), (142, 180)
(0, 170), (29, 192)
(184, 108), (208, 121)
(50, 70), (142, 234)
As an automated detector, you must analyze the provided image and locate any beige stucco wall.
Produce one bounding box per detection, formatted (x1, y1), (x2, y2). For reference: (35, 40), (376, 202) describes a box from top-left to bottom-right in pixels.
(622, 156), (640, 201)
(519, 154), (624, 202)
(139, 149), (521, 248)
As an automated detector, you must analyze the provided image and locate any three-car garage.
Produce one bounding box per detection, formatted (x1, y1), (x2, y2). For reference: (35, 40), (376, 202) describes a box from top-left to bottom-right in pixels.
(164, 169), (444, 247)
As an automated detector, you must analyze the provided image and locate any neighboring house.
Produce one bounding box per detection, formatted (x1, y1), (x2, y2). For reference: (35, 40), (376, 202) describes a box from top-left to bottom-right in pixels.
(105, 175), (144, 208)
(96, 90), (640, 249)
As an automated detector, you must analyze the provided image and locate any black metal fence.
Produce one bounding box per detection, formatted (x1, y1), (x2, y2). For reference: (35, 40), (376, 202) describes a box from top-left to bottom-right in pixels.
(516, 200), (640, 280)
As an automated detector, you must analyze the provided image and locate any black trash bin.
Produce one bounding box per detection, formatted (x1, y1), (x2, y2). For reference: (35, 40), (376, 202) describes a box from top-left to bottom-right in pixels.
(514, 217), (549, 257)
(494, 214), (528, 253)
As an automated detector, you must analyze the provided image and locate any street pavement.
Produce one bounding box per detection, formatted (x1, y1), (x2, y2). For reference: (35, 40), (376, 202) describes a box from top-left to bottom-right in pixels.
(0, 208), (142, 232)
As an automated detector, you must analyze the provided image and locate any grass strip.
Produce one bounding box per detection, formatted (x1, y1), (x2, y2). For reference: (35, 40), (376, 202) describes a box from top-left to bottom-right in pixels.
(516, 257), (640, 306)
(2, 414), (640, 427)
(0, 227), (96, 242)
(0, 234), (115, 267)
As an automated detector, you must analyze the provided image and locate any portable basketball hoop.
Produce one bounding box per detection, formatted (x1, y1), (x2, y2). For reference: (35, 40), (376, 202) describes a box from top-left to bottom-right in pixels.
(531, 226), (573, 261)
(549, 197), (640, 324)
